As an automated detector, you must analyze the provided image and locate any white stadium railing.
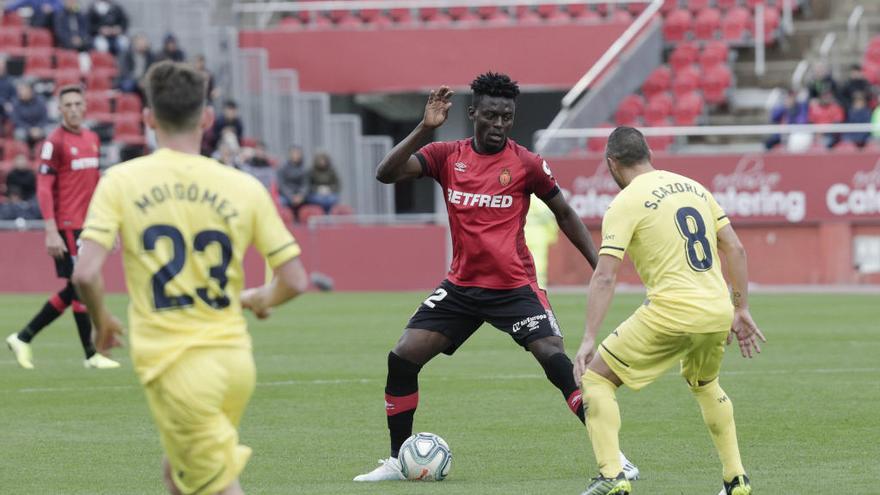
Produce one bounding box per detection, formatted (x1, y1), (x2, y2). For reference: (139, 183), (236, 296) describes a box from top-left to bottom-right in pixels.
(536, 123), (879, 140)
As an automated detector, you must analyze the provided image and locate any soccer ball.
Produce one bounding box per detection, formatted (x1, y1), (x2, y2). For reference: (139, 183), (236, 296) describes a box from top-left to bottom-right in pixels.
(398, 432), (452, 481)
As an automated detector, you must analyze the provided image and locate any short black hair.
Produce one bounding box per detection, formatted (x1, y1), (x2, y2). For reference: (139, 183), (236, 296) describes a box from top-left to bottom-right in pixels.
(471, 72), (520, 104)
(58, 85), (83, 99)
(146, 61), (207, 132)
(606, 126), (650, 167)
(224, 99), (238, 109)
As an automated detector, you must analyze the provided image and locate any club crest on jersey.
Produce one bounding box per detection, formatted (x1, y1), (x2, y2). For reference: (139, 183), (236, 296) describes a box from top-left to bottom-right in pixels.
(454, 162), (467, 173)
(499, 168), (511, 186)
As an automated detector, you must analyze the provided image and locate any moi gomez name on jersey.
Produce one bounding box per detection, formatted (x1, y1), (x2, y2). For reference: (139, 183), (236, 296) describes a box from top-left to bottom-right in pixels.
(553, 155), (880, 224)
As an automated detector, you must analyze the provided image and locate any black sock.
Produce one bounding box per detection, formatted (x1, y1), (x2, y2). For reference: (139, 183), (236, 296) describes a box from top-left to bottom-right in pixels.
(18, 285), (75, 343)
(385, 351), (422, 458)
(539, 352), (586, 423)
(73, 310), (96, 359)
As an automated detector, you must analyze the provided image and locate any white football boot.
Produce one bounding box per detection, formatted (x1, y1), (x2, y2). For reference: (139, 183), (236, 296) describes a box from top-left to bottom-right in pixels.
(621, 451), (640, 481)
(84, 353), (121, 369)
(6, 333), (34, 369)
(353, 457), (405, 482)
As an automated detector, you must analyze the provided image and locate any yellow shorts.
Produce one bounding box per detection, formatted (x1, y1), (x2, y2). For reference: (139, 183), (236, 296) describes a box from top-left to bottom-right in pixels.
(143, 347), (256, 495)
(598, 313), (728, 390)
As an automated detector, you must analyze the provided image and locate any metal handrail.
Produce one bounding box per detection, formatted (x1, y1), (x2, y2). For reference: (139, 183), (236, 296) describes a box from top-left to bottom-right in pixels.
(535, 122), (878, 140)
(847, 5), (866, 50)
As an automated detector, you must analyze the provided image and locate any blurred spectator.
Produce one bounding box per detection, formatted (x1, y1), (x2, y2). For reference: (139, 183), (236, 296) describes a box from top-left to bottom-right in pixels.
(88, 0), (129, 55)
(11, 81), (48, 148)
(806, 62), (838, 100)
(5, 153), (36, 200)
(808, 89), (844, 148)
(307, 152), (340, 213)
(53, 0), (90, 51)
(213, 140), (241, 168)
(277, 145), (308, 220)
(0, 57), (17, 125)
(764, 90), (808, 150)
(209, 100), (243, 152)
(239, 140), (274, 189)
(0, 189), (41, 219)
(154, 33), (185, 63)
(844, 91), (872, 148)
(839, 64), (872, 112)
(3, 0), (61, 29)
(118, 33), (153, 96)
(193, 54), (220, 103)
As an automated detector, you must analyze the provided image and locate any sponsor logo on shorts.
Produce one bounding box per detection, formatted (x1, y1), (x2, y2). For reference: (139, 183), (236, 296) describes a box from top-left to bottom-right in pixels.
(512, 314), (547, 333)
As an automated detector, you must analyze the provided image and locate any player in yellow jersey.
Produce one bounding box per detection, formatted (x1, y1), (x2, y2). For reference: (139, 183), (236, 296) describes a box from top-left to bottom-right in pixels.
(572, 127), (766, 495)
(71, 61), (308, 495)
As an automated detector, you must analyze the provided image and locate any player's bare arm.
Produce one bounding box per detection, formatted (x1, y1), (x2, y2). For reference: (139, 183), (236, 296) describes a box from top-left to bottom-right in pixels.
(240, 257), (309, 319)
(376, 86), (454, 184)
(543, 192), (598, 269)
(574, 254), (622, 385)
(70, 239), (124, 352)
(717, 224), (766, 358)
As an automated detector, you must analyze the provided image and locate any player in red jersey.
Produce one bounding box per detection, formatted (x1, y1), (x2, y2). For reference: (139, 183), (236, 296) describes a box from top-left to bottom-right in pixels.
(354, 73), (638, 482)
(6, 86), (120, 370)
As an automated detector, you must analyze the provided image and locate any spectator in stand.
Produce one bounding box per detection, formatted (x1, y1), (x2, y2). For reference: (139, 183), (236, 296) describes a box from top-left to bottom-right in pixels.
(11, 80), (48, 149)
(307, 151), (340, 213)
(808, 89), (844, 148)
(844, 91), (872, 148)
(838, 64), (872, 113)
(806, 62), (838, 101)
(0, 57), (18, 126)
(873, 103), (880, 142)
(87, 0), (128, 55)
(118, 33), (153, 98)
(154, 33), (185, 63)
(213, 139), (241, 168)
(193, 54), (220, 103)
(277, 145), (309, 221)
(239, 140), (274, 189)
(6, 152), (36, 200)
(209, 99), (243, 152)
(53, 0), (90, 52)
(3, 0), (61, 29)
(764, 90), (808, 150)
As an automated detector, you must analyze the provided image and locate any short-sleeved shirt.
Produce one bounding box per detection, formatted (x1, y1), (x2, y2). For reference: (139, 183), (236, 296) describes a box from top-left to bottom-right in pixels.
(81, 148), (301, 384)
(417, 138), (560, 290)
(599, 170), (733, 331)
(38, 126), (101, 229)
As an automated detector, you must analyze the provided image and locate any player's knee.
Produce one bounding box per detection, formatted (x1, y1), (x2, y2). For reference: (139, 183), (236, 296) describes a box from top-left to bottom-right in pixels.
(528, 336), (565, 362)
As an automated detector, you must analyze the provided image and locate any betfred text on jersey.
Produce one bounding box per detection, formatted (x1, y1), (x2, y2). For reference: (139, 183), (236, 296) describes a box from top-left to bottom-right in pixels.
(446, 188), (513, 208)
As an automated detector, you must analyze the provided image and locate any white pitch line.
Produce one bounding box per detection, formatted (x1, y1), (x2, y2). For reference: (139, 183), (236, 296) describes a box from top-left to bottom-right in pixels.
(10, 368), (879, 394)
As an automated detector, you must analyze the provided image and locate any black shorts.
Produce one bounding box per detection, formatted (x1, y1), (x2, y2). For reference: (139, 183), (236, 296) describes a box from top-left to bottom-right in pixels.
(53, 229), (82, 279)
(406, 279), (563, 355)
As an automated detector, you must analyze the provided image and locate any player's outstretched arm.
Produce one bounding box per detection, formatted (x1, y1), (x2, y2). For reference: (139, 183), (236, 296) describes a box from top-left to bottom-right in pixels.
(241, 257), (308, 319)
(544, 192), (598, 269)
(376, 86), (454, 184)
(574, 255), (621, 385)
(71, 239), (123, 352)
(717, 224), (766, 358)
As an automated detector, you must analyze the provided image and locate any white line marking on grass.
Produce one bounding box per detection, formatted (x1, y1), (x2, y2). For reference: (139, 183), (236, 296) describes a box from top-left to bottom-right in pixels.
(12, 368), (879, 394)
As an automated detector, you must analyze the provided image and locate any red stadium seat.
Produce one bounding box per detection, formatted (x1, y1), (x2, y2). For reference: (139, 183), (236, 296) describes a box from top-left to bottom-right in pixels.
(686, 0), (710, 13)
(672, 65), (701, 97)
(716, 0), (737, 9)
(24, 28), (52, 48)
(722, 7), (751, 42)
(388, 8), (413, 25)
(480, 7), (511, 25)
(673, 91), (704, 125)
(114, 118), (145, 146)
(514, 5), (543, 24)
(642, 66), (672, 99)
(609, 9), (633, 23)
(761, 6), (780, 41)
(85, 72), (112, 91)
(54, 49), (79, 70)
(693, 8), (721, 40)
(298, 204), (325, 223)
(586, 122), (614, 154)
(0, 27), (24, 49)
(701, 65), (732, 104)
(646, 132), (674, 151)
(699, 41), (729, 68)
(447, 6), (480, 24)
(25, 53), (53, 78)
(616, 94), (645, 122)
(330, 10), (362, 28)
(116, 93), (143, 114)
(53, 69), (82, 88)
(419, 8), (451, 25)
(663, 9), (693, 42)
(359, 9), (393, 27)
(669, 41), (700, 71)
(278, 15), (303, 28)
(85, 92), (113, 123)
(627, 2), (647, 16)
(645, 92), (674, 124)
(2, 12), (25, 27)
(330, 204), (354, 216)
(660, 0), (679, 15)
(2, 139), (29, 161)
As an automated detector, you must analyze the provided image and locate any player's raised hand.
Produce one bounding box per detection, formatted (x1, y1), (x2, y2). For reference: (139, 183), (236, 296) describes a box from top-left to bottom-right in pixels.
(728, 308), (766, 358)
(422, 86), (454, 129)
(241, 288), (272, 320)
(45, 229), (68, 259)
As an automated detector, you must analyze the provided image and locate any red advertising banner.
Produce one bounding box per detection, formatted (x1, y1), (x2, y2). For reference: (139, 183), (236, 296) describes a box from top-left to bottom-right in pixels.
(550, 152), (880, 226)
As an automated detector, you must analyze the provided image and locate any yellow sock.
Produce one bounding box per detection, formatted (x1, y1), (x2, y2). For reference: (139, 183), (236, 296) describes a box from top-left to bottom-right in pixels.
(691, 378), (745, 481)
(582, 370), (622, 478)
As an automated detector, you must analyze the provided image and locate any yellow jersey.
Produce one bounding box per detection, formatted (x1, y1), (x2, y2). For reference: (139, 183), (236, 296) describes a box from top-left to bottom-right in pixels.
(598, 170), (733, 331)
(81, 148), (301, 383)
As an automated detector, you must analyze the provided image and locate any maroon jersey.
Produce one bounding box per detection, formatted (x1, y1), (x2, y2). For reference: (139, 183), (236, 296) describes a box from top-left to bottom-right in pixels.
(417, 138), (560, 289)
(37, 126), (101, 230)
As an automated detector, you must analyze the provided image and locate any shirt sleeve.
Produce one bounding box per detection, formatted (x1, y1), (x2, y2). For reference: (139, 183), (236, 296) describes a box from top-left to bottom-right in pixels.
(414, 141), (454, 180)
(251, 182), (302, 269)
(38, 137), (60, 175)
(707, 191), (731, 231)
(527, 154), (560, 200)
(80, 172), (122, 250)
(598, 197), (638, 260)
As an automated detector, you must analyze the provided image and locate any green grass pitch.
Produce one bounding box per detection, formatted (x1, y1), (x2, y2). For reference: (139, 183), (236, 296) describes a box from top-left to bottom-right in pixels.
(1, 292), (878, 494)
